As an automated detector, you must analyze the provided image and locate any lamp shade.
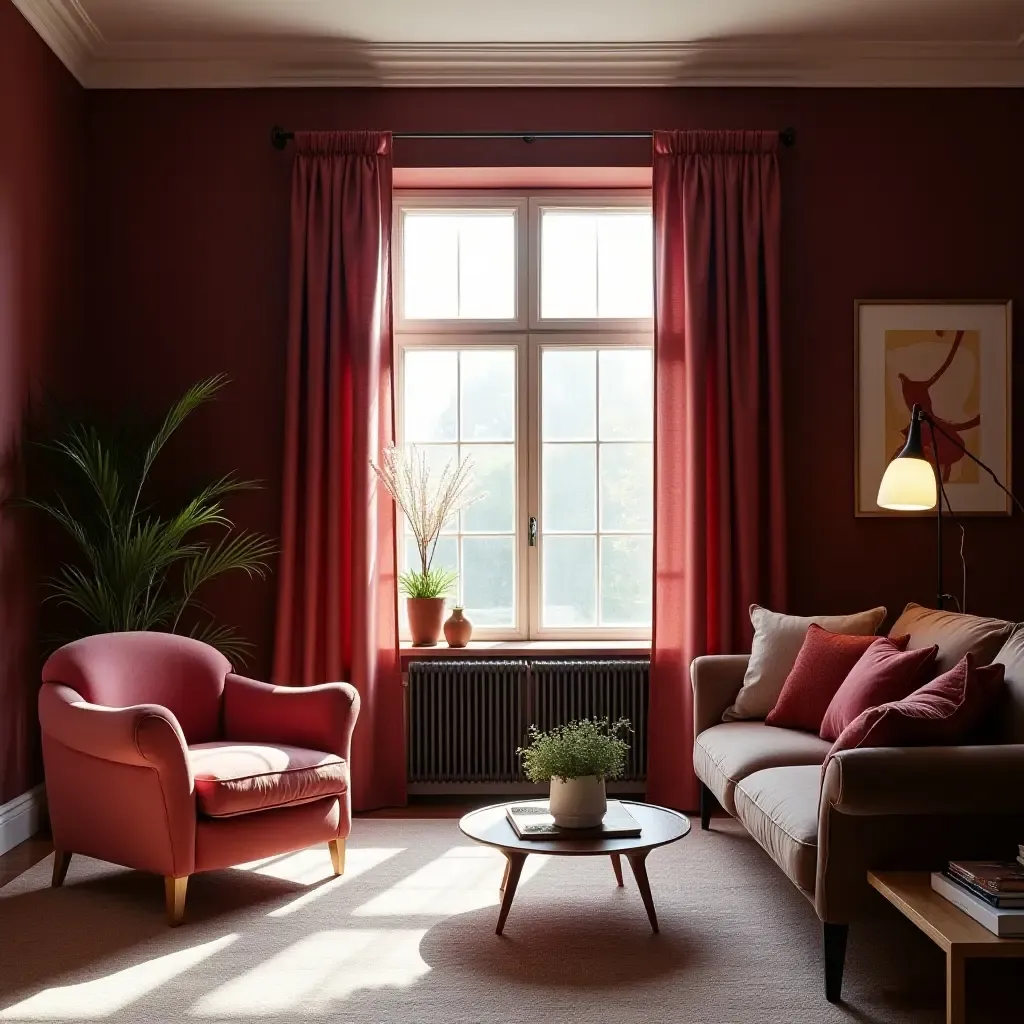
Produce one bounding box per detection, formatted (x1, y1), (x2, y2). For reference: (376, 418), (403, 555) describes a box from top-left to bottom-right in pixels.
(877, 456), (937, 510)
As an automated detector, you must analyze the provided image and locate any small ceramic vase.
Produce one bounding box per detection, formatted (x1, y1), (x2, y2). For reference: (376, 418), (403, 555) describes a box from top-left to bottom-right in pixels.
(443, 607), (473, 648)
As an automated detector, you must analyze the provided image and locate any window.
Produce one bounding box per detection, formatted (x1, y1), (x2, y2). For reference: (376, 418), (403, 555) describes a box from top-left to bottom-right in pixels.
(395, 192), (653, 639)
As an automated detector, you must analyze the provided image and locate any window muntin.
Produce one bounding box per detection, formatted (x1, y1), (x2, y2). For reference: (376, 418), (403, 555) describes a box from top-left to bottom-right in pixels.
(396, 192), (653, 641)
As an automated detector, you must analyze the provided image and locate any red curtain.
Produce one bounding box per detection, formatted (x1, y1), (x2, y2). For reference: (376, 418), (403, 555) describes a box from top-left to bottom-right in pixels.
(274, 130), (405, 810)
(647, 130), (787, 810)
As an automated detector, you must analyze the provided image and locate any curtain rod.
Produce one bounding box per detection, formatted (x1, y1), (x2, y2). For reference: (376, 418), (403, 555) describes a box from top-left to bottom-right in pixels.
(269, 126), (796, 150)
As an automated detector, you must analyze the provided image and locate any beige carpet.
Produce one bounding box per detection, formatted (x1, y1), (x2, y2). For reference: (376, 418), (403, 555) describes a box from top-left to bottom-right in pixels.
(0, 817), (1017, 1023)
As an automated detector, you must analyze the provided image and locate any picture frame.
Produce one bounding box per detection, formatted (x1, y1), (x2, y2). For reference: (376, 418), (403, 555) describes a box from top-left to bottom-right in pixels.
(854, 300), (1012, 517)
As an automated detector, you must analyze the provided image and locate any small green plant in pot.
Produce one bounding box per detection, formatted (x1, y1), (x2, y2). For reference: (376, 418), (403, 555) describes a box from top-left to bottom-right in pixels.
(518, 717), (631, 828)
(371, 444), (481, 646)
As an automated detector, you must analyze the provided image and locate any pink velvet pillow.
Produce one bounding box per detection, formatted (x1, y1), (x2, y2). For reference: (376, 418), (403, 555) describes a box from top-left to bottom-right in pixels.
(826, 654), (1006, 755)
(765, 626), (908, 733)
(819, 639), (938, 742)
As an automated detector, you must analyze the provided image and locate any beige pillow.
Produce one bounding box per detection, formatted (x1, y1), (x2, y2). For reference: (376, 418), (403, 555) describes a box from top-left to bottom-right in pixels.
(722, 604), (887, 721)
(889, 602), (1014, 673)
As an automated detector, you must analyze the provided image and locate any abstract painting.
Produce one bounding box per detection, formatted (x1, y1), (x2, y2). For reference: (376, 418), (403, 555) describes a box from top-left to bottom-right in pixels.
(855, 301), (1012, 516)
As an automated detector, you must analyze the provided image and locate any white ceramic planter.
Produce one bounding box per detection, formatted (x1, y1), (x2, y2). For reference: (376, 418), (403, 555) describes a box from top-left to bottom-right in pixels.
(549, 775), (607, 828)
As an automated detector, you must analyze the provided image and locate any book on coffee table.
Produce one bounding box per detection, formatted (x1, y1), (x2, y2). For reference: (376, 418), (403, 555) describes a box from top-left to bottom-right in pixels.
(948, 860), (1024, 894)
(931, 872), (1024, 937)
(505, 800), (641, 840)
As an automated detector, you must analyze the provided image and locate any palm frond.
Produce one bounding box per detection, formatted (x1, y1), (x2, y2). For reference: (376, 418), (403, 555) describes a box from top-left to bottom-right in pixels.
(45, 426), (125, 533)
(188, 620), (253, 667)
(181, 531), (277, 596)
(17, 495), (98, 561)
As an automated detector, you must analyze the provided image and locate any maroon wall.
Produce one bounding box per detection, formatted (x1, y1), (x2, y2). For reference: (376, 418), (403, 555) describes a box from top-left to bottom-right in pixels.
(80, 87), (1024, 681)
(0, 1), (85, 802)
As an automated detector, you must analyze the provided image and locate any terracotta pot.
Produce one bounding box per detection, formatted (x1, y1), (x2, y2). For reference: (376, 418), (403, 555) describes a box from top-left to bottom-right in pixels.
(407, 597), (446, 646)
(549, 775), (607, 828)
(443, 607), (473, 648)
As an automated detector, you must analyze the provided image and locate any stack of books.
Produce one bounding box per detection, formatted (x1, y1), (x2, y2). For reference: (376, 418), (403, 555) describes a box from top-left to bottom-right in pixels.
(931, 859), (1024, 936)
(505, 800), (641, 840)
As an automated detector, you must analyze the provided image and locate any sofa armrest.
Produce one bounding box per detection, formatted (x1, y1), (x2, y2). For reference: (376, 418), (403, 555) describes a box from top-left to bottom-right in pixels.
(691, 655), (749, 737)
(224, 674), (361, 761)
(822, 744), (1024, 816)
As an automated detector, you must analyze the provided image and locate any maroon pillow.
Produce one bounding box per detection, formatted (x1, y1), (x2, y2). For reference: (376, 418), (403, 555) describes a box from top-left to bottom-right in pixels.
(819, 639), (938, 742)
(765, 625), (909, 733)
(826, 654), (1006, 755)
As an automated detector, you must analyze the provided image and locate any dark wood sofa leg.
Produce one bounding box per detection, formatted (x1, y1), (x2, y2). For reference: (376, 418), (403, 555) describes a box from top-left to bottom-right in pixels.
(700, 783), (715, 830)
(823, 922), (849, 1004)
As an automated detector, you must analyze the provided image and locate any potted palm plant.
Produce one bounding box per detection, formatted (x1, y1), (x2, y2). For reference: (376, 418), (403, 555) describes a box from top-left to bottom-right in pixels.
(23, 375), (276, 663)
(518, 717), (631, 828)
(371, 444), (481, 646)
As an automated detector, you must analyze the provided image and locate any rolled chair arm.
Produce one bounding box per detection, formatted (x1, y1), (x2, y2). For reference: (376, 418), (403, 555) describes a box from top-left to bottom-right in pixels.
(822, 744), (1024, 817)
(224, 674), (361, 760)
(691, 655), (750, 737)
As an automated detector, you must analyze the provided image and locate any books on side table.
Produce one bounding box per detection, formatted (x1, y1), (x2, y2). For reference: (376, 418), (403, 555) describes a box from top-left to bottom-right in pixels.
(505, 800), (641, 840)
(931, 859), (1024, 937)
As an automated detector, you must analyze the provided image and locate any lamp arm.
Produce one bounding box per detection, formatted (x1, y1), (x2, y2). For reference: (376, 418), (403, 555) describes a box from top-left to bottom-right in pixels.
(918, 410), (1023, 515)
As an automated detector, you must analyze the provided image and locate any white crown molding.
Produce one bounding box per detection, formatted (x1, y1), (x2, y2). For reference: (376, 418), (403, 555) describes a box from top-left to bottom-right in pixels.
(10, 0), (102, 83)
(10, 1), (1024, 90)
(82, 39), (1024, 89)
(0, 785), (46, 856)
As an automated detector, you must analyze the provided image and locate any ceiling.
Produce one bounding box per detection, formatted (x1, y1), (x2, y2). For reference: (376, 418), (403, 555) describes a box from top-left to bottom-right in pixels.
(14, 0), (1024, 88)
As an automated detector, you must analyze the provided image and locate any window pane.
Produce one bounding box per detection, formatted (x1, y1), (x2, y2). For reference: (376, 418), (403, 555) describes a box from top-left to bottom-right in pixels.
(404, 351), (457, 442)
(540, 211), (597, 318)
(460, 349), (515, 442)
(597, 214), (653, 318)
(600, 443), (653, 532)
(462, 444), (514, 533)
(600, 535), (652, 626)
(542, 349), (596, 441)
(462, 536), (514, 626)
(402, 210), (516, 321)
(599, 349), (653, 441)
(543, 443), (596, 532)
(543, 535), (596, 626)
(403, 214), (458, 319)
(457, 215), (516, 319)
(402, 445), (459, 534)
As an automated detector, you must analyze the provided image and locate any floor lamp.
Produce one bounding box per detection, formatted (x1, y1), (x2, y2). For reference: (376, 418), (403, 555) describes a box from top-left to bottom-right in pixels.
(876, 403), (1020, 611)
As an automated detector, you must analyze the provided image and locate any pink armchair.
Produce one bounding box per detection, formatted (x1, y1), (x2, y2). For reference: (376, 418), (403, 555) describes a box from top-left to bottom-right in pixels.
(39, 631), (360, 925)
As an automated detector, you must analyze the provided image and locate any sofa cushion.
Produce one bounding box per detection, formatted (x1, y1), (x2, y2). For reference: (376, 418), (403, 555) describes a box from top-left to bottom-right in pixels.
(735, 765), (821, 893)
(189, 742), (348, 818)
(724, 604), (887, 721)
(992, 626), (1024, 743)
(889, 602), (1014, 674)
(766, 626), (909, 733)
(693, 722), (832, 815)
(820, 640), (938, 742)
(827, 654), (1007, 756)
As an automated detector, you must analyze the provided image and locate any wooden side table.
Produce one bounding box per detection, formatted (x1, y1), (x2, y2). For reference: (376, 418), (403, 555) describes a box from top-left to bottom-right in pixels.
(868, 871), (1024, 1024)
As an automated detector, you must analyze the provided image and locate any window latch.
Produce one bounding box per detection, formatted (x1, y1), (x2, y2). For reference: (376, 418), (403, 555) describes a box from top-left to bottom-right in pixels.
(528, 516), (538, 547)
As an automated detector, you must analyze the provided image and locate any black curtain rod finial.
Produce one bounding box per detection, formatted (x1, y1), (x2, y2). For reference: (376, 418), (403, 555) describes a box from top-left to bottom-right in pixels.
(270, 125), (291, 150)
(780, 126), (796, 147)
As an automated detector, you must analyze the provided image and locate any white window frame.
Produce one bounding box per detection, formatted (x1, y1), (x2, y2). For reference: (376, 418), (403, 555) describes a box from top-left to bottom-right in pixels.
(394, 190), (653, 641)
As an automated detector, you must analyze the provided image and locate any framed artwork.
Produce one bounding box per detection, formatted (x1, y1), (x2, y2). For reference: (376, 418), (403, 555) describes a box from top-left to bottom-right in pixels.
(855, 300), (1012, 516)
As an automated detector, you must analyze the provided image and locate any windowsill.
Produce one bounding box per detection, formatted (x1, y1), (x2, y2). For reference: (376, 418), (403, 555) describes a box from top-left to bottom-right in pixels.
(400, 639), (650, 661)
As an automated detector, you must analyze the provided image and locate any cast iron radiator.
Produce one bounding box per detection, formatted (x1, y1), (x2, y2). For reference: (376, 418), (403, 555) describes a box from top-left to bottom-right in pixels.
(406, 659), (649, 790)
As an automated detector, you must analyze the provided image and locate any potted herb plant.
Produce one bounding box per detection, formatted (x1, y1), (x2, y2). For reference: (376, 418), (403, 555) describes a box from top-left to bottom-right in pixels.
(518, 718), (631, 828)
(371, 444), (481, 646)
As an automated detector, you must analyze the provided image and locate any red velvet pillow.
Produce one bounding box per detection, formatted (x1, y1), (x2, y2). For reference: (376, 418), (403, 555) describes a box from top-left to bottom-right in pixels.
(826, 654), (1006, 755)
(765, 625), (909, 733)
(819, 639), (938, 742)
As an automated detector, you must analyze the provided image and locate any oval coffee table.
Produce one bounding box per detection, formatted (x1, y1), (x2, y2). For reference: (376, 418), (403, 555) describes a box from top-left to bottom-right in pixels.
(459, 799), (690, 935)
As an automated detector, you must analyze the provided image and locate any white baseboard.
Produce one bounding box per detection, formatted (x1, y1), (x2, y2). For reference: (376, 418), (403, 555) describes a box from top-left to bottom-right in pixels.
(0, 786), (46, 856)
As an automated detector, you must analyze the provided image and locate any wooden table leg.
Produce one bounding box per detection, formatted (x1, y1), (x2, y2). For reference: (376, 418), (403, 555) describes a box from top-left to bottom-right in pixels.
(495, 852), (527, 936)
(499, 859), (510, 893)
(946, 950), (965, 1024)
(610, 853), (624, 887)
(627, 852), (659, 933)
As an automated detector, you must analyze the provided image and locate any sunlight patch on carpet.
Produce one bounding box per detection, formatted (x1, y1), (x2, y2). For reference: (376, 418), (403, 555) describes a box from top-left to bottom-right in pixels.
(1, 936), (238, 1020)
(267, 848), (404, 917)
(351, 844), (548, 917)
(189, 930), (429, 1015)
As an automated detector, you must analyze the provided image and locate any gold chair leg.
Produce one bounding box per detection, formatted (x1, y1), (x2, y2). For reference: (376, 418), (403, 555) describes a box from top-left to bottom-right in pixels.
(164, 876), (188, 926)
(52, 850), (72, 888)
(328, 838), (346, 876)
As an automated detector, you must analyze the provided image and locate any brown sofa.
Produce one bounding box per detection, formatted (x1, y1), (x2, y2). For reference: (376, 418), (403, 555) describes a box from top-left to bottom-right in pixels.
(692, 606), (1024, 1003)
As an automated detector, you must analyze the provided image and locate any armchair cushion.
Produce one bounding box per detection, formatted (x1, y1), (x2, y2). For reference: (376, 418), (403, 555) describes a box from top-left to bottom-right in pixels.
(189, 742), (348, 818)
